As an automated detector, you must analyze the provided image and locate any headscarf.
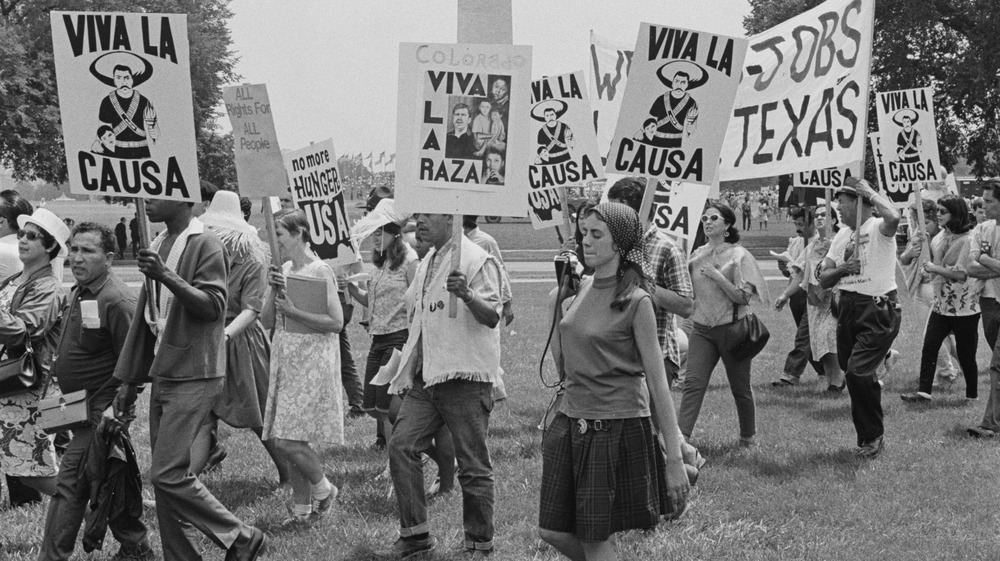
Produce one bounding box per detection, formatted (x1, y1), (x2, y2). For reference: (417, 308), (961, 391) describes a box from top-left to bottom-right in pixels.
(589, 202), (653, 279)
(200, 191), (269, 264)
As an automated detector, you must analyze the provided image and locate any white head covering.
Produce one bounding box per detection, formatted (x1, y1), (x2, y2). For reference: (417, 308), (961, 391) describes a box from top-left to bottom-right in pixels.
(350, 199), (410, 245)
(200, 191), (269, 264)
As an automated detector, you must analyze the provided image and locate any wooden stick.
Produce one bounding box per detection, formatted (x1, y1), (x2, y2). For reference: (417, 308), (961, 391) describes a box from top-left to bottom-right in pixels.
(449, 215), (463, 318)
(639, 177), (658, 222)
(912, 186), (929, 268)
(135, 199), (157, 324)
(560, 185), (573, 236)
(824, 188), (833, 240)
(261, 196), (282, 268)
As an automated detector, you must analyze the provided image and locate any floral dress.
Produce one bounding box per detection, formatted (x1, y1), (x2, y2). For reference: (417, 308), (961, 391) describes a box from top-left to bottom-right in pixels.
(0, 283), (57, 478)
(261, 260), (344, 444)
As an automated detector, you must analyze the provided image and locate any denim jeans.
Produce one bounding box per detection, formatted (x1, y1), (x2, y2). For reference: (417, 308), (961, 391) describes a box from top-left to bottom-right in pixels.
(678, 322), (755, 440)
(389, 379), (495, 550)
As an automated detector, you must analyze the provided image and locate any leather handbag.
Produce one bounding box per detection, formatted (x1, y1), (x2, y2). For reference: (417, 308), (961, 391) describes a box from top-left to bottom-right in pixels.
(0, 340), (41, 398)
(38, 390), (90, 433)
(725, 304), (770, 361)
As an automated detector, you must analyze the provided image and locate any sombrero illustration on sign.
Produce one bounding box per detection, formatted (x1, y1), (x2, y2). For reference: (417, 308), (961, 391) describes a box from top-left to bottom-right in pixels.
(89, 51), (160, 160)
(531, 99), (574, 165)
(892, 108), (922, 164)
(636, 60), (708, 149)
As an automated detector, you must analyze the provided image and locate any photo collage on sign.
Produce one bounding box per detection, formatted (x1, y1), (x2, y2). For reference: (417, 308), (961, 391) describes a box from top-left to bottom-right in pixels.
(442, 74), (512, 186)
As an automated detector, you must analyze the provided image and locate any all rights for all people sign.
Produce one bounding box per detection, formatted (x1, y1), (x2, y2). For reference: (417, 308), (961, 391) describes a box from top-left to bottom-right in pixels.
(284, 139), (357, 267)
(224, 83), (288, 199)
(606, 23), (748, 186)
(395, 43), (532, 216)
(718, 0), (875, 181)
(875, 87), (941, 191)
(51, 12), (200, 201)
(527, 71), (604, 230)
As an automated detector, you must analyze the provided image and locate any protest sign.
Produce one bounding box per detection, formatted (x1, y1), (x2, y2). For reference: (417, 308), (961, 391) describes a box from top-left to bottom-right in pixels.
(719, 0), (875, 181)
(792, 162), (861, 189)
(649, 180), (710, 245)
(527, 71), (605, 229)
(528, 187), (565, 230)
(606, 23), (748, 186)
(875, 87), (941, 191)
(589, 32), (633, 163)
(395, 42), (532, 216)
(223, 84), (288, 199)
(870, 132), (915, 208)
(50, 12), (199, 201)
(284, 139), (357, 267)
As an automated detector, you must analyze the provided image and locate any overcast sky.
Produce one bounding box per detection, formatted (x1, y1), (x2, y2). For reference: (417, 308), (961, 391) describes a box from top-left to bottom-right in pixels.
(223, 0), (750, 160)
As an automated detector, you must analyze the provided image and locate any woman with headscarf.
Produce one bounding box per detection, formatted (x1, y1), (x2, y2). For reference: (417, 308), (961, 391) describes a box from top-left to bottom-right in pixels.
(901, 195), (981, 402)
(678, 200), (769, 447)
(538, 202), (689, 560)
(190, 190), (287, 485)
(0, 209), (69, 497)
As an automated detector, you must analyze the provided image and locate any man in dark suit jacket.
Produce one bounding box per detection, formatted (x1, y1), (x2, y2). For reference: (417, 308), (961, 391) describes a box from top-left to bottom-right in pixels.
(115, 218), (128, 258)
(112, 199), (265, 561)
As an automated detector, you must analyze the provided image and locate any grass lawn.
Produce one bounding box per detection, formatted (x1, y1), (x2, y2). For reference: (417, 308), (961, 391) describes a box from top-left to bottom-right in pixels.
(3, 273), (997, 560)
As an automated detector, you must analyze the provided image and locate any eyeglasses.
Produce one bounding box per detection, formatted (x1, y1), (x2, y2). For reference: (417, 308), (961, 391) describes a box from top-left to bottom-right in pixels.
(937, 208), (950, 214)
(701, 214), (722, 223)
(16, 230), (42, 242)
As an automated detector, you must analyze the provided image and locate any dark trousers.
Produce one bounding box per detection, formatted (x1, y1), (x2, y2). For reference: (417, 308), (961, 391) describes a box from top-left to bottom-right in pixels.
(980, 297), (1000, 352)
(837, 291), (901, 446)
(7, 475), (41, 507)
(741, 213), (751, 230)
(39, 396), (148, 560)
(783, 291), (824, 379)
(149, 379), (243, 561)
(918, 312), (980, 398)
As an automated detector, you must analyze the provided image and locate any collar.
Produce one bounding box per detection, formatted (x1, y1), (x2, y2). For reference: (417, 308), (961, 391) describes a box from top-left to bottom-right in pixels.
(76, 270), (112, 296)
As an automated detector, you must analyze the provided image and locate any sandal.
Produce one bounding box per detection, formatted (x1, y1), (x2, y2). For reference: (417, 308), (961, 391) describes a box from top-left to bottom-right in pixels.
(967, 426), (996, 438)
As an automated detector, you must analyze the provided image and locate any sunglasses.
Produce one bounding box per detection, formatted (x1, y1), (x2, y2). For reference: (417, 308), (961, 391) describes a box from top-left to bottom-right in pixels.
(16, 229), (43, 242)
(701, 214), (723, 223)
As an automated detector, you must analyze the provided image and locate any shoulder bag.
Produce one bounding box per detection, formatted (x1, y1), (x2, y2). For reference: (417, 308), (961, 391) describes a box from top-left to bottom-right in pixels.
(724, 302), (770, 361)
(0, 339), (40, 397)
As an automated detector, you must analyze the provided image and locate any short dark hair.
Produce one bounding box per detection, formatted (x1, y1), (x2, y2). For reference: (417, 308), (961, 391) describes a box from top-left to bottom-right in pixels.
(704, 199), (740, 242)
(463, 215), (479, 230)
(239, 196), (252, 222)
(97, 125), (113, 137)
(673, 71), (691, 83)
(71, 222), (116, 254)
(606, 177), (646, 214)
(983, 179), (1000, 200)
(0, 190), (32, 229)
(200, 180), (221, 203)
(112, 64), (133, 77)
(788, 206), (807, 221)
(452, 103), (471, 116)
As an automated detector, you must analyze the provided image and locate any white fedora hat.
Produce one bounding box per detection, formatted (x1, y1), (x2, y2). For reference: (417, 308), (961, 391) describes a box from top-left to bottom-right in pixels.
(18, 208), (71, 257)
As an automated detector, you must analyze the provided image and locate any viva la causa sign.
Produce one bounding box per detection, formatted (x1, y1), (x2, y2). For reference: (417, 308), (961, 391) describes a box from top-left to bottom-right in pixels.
(606, 23), (748, 186)
(51, 12), (200, 202)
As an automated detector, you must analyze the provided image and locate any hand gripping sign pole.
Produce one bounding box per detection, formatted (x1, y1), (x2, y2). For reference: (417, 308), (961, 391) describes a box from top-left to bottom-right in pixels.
(449, 0), (514, 318)
(854, 0), (877, 259)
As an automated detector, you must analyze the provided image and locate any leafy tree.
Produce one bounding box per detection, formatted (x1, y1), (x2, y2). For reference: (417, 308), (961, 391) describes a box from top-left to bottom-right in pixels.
(0, 0), (239, 186)
(745, 0), (1000, 179)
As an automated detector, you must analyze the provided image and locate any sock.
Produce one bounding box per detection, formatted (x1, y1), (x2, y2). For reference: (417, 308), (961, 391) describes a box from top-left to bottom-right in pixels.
(311, 477), (333, 500)
(292, 503), (311, 518)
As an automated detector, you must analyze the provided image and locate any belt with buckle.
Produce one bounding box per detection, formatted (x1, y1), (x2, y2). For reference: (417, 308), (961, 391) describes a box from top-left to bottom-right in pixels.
(575, 418), (612, 434)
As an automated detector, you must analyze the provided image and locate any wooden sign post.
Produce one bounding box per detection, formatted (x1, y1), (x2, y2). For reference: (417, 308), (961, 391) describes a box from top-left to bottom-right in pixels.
(450, 0), (514, 318)
(135, 199), (157, 323)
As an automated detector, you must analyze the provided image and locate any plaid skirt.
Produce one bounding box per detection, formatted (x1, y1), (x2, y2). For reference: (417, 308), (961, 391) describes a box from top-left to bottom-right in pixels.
(539, 413), (677, 541)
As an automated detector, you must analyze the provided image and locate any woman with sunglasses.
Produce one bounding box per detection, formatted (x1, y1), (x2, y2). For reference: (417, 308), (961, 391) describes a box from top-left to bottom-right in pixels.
(0, 209), (70, 498)
(901, 195), (981, 403)
(677, 200), (768, 446)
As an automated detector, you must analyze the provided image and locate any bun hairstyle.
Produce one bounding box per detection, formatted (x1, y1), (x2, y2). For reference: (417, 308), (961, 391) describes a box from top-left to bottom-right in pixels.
(705, 199), (740, 243)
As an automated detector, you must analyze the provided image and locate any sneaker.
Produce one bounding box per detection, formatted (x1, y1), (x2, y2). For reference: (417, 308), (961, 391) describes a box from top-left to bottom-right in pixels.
(111, 542), (155, 561)
(374, 536), (438, 559)
(900, 392), (932, 403)
(738, 436), (755, 448)
(311, 483), (339, 518)
(855, 436), (884, 459)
